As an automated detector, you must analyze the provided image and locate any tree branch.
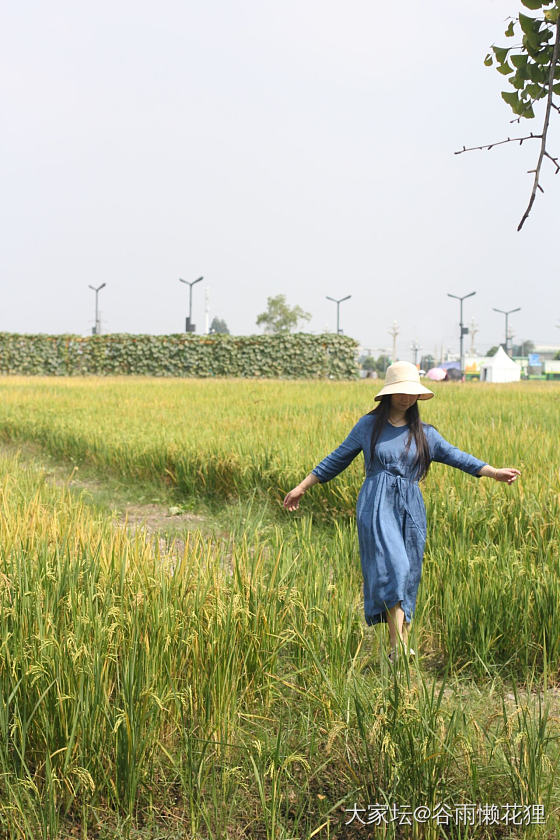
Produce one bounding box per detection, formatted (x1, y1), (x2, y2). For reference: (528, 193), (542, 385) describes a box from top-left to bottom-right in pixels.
(455, 134), (542, 154)
(517, 18), (560, 230)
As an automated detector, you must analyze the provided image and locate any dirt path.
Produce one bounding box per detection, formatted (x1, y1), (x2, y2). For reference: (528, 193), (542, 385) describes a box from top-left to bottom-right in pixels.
(0, 439), (210, 562)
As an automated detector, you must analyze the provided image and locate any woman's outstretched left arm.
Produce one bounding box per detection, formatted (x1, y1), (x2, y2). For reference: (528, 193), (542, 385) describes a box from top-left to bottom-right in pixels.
(477, 464), (521, 484)
(428, 426), (521, 482)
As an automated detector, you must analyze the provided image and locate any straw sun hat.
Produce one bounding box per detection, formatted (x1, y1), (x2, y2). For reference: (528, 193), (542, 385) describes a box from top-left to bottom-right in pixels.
(374, 361), (434, 401)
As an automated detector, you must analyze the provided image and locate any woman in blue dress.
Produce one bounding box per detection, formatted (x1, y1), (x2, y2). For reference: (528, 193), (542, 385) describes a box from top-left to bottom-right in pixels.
(283, 361), (520, 662)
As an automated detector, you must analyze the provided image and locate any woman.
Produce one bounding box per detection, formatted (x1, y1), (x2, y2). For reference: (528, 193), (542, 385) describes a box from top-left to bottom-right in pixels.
(283, 361), (520, 663)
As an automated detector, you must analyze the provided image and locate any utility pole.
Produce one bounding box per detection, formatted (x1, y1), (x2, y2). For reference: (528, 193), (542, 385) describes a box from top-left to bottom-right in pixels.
(204, 287), (210, 335)
(326, 294), (351, 334)
(410, 339), (421, 366)
(507, 327), (515, 354)
(88, 283), (106, 335)
(448, 291), (475, 373)
(388, 321), (399, 363)
(492, 307), (521, 356)
(469, 319), (479, 355)
(179, 276), (204, 333)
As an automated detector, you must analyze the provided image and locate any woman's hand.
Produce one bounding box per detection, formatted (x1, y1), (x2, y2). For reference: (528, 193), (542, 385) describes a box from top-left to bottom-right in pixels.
(283, 485), (306, 511)
(283, 473), (320, 510)
(493, 467), (521, 484)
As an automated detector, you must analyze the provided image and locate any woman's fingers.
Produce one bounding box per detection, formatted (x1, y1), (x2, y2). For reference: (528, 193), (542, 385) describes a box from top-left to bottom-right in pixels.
(500, 467), (521, 484)
(283, 491), (300, 510)
(284, 486), (306, 510)
(492, 468), (515, 483)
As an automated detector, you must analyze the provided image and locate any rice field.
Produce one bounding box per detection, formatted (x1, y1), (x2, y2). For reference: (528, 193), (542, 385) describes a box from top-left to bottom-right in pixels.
(0, 377), (558, 839)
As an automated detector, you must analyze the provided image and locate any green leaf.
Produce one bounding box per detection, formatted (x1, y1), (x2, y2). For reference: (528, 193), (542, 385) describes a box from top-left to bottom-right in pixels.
(501, 90), (535, 118)
(535, 45), (553, 65)
(544, 8), (560, 22)
(505, 20), (515, 37)
(493, 45), (510, 63)
(502, 90), (520, 111)
(521, 0), (544, 8)
(519, 12), (538, 34)
(512, 62), (530, 85)
(497, 62), (513, 75)
(510, 54), (528, 69)
(484, 53), (493, 66)
(525, 82), (547, 98)
(523, 32), (542, 53)
(528, 60), (544, 81)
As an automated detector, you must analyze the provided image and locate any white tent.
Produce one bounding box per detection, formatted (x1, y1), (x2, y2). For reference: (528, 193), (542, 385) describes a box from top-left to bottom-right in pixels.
(479, 346), (521, 383)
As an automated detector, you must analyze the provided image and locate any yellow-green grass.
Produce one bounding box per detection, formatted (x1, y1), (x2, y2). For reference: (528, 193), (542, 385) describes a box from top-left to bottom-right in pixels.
(0, 377), (550, 507)
(0, 449), (558, 839)
(0, 377), (558, 679)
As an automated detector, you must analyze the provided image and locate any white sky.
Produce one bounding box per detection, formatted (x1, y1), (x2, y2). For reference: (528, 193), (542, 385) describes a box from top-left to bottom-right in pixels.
(1, 0), (559, 359)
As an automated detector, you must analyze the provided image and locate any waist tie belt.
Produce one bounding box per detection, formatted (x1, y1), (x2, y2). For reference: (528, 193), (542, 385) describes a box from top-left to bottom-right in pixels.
(376, 470), (425, 535)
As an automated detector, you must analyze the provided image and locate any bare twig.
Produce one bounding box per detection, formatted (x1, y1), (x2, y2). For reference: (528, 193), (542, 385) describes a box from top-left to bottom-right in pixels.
(455, 134), (542, 154)
(517, 18), (560, 230)
(543, 150), (560, 173)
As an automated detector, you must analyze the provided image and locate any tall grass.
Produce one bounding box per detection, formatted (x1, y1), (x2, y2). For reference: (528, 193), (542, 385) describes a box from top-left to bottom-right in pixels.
(0, 378), (558, 678)
(0, 377), (551, 510)
(0, 446), (558, 838)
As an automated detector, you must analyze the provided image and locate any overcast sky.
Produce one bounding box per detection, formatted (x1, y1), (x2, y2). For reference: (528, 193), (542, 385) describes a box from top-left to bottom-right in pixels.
(2, 0), (559, 359)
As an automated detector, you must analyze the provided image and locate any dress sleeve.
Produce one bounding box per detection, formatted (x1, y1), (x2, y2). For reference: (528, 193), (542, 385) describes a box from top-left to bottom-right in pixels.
(312, 419), (364, 483)
(427, 426), (488, 477)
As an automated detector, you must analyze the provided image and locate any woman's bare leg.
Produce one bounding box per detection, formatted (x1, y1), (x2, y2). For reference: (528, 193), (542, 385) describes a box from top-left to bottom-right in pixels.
(402, 621), (409, 648)
(387, 603), (405, 651)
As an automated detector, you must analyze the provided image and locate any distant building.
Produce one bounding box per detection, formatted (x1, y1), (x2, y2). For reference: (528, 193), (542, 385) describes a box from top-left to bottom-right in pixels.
(533, 345), (560, 360)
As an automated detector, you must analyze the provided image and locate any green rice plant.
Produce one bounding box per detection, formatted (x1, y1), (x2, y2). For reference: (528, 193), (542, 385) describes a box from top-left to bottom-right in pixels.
(0, 381), (559, 837)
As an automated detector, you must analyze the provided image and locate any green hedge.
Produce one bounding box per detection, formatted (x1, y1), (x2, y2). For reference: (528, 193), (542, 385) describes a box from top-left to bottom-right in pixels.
(0, 332), (360, 379)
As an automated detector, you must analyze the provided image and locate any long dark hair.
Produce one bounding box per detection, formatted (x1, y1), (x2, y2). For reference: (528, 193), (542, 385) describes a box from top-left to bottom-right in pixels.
(366, 396), (432, 481)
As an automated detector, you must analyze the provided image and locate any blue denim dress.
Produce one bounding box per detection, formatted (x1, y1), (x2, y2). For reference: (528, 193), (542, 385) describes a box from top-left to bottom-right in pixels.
(312, 416), (487, 626)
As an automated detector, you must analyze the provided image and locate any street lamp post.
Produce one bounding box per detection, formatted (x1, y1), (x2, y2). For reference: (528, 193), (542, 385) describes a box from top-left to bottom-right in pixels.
(179, 276), (204, 332)
(388, 321), (399, 364)
(326, 295), (351, 334)
(493, 307), (521, 356)
(448, 291), (476, 374)
(88, 283), (106, 335)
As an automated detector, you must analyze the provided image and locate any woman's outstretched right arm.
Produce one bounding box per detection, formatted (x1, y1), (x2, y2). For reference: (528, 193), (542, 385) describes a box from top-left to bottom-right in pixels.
(283, 418), (365, 511)
(283, 473), (320, 511)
